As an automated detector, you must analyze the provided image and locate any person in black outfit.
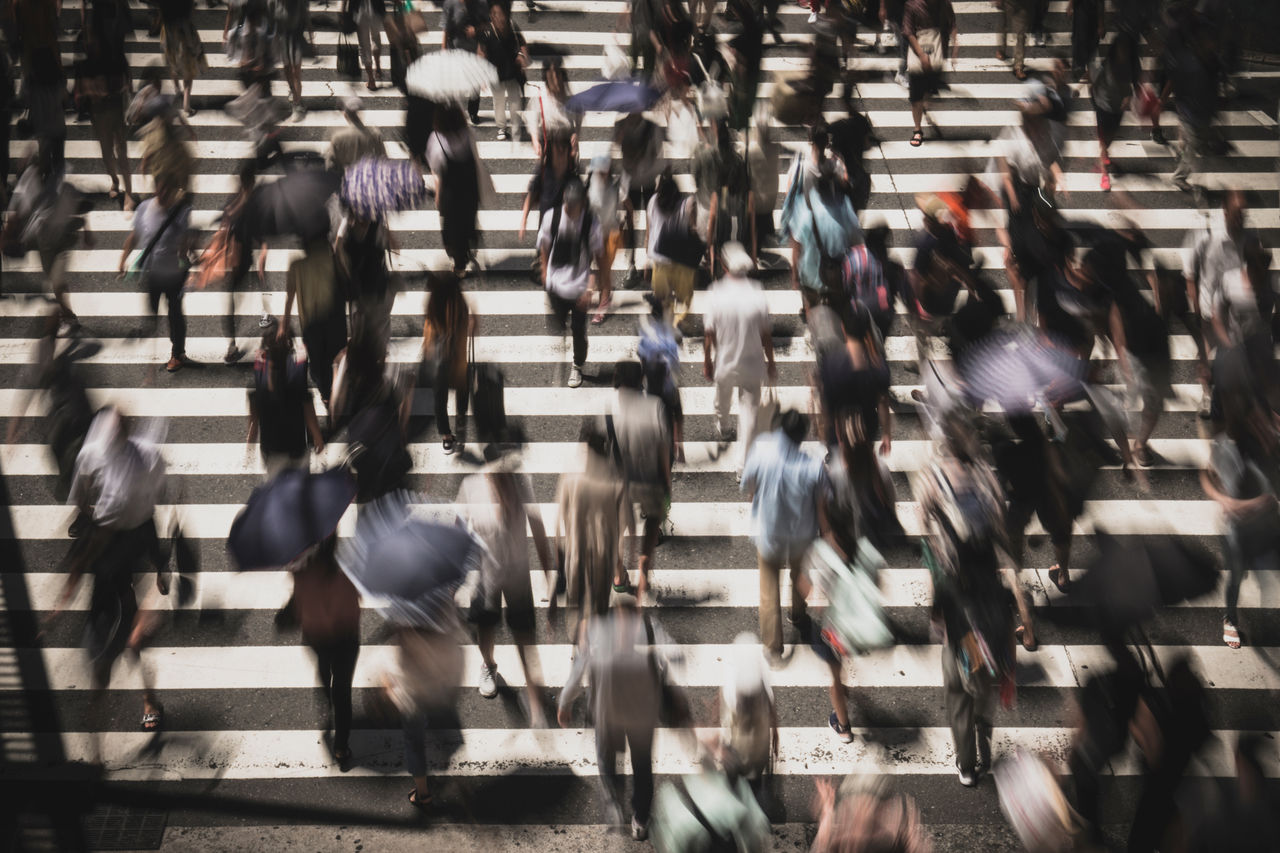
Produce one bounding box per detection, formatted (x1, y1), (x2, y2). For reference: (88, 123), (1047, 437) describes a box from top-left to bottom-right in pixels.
(247, 324), (325, 477)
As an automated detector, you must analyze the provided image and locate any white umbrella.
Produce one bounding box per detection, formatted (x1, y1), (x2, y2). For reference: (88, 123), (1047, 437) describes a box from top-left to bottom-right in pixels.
(405, 50), (499, 104)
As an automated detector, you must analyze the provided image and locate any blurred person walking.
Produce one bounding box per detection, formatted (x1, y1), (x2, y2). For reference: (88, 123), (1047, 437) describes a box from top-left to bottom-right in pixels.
(478, 0), (528, 141)
(157, 0), (208, 115)
(79, 0), (137, 210)
(647, 168), (702, 328)
(538, 180), (603, 388)
(457, 447), (555, 723)
(336, 205), (394, 358)
(442, 0), (488, 122)
(427, 105), (484, 276)
(558, 595), (678, 840)
(742, 410), (827, 665)
(919, 410), (1035, 787)
(52, 408), (170, 754)
(556, 421), (635, 638)
(117, 178), (196, 373)
(902, 0), (957, 147)
(344, 0), (387, 91)
(327, 97), (387, 171)
(995, 0), (1030, 79)
(272, 0), (311, 120)
(280, 237), (347, 408)
(704, 242), (775, 477)
(529, 58), (580, 158)
(587, 154), (622, 323)
(615, 113), (665, 282)
(811, 776), (933, 853)
(638, 293), (685, 462)
(291, 533), (360, 770)
(605, 361), (671, 601)
(422, 271), (474, 454)
(247, 323), (325, 477)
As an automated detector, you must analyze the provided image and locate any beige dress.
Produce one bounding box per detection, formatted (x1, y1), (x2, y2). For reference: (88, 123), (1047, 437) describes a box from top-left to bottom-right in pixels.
(555, 465), (632, 619)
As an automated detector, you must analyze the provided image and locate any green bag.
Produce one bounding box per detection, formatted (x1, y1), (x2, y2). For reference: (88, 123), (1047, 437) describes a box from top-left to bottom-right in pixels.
(810, 538), (892, 657)
(652, 772), (770, 853)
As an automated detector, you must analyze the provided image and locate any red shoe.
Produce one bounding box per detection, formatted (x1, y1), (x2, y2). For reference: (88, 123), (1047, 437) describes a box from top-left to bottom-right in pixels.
(1101, 171), (1111, 191)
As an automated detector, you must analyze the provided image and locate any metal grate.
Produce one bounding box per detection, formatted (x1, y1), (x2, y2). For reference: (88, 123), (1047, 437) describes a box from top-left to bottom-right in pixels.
(82, 805), (167, 851)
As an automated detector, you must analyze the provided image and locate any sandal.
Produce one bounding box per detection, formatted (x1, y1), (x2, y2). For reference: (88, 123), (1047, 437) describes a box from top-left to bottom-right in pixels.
(141, 703), (164, 732)
(408, 789), (433, 810)
(1047, 566), (1070, 594)
(1223, 619), (1241, 650)
(910, 129), (924, 147)
(1014, 66), (1027, 80)
(1016, 624), (1038, 652)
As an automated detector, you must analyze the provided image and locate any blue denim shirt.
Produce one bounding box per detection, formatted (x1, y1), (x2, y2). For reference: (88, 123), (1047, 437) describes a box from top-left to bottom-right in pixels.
(741, 431), (827, 562)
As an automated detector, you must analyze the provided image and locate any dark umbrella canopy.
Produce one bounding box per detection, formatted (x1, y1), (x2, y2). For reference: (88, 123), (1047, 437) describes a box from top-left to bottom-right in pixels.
(242, 169), (341, 241)
(565, 79), (662, 114)
(227, 467), (357, 571)
(960, 325), (1087, 413)
(1076, 535), (1219, 628)
(339, 493), (478, 627)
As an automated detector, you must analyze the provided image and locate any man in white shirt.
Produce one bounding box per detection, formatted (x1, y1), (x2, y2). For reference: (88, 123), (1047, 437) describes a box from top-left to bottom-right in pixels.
(703, 242), (776, 475)
(538, 180), (604, 388)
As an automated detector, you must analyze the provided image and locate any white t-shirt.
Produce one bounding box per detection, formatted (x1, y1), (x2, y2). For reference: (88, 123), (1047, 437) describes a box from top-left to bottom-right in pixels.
(536, 205), (603, 300)
(705, 274), (770, 381)
(455, 473), (537, 589)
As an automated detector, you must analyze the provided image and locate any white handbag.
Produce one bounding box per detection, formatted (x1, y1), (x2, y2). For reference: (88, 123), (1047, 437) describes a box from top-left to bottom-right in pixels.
(906, 27), (945, 74)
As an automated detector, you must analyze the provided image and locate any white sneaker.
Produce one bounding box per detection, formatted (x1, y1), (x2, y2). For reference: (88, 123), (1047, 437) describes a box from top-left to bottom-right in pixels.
(291, 104), (306, 122)
(894, 71), (909, 88)
(956, 762), (978, 787)
(478, 664), (498, 698)
(631, 817), (649, 841)
(807, 10), (817, 23)
(567, 365), (583, 388)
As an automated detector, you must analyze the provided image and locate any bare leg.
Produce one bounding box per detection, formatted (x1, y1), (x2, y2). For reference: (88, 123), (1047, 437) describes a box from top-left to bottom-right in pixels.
(827, 659), (848, 729)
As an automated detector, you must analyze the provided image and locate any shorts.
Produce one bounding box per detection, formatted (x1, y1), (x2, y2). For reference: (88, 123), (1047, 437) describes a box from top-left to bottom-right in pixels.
(907, 71), (941, 104)
(651, 262), (696, 307)
(631, 482), (670, 521)
(468, 571), (536, 637)
(1129, 355), (1173, 413)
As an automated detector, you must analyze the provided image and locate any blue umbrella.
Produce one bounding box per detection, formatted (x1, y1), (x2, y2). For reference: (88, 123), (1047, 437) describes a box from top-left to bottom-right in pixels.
(565, 79), (662, 114)
(959, 325), (1087, 413)
(339, 492), (479, 627)
(342, 157), (428, 221)
(227, 467), (357, 571)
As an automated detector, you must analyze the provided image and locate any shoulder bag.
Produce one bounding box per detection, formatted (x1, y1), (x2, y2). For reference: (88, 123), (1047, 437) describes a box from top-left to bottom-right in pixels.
(906, 27), (944, 75)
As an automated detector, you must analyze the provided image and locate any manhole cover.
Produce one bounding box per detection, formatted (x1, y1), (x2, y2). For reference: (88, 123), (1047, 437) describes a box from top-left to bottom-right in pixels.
(82, 805), (167, 851)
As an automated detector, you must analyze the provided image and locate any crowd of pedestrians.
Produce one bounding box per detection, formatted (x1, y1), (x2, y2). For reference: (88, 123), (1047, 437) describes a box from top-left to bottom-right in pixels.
(2, 0), (1275, 849)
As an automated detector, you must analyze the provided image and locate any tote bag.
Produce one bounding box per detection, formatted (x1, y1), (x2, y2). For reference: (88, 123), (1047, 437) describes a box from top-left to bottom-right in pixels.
(906, 27), (944, 75)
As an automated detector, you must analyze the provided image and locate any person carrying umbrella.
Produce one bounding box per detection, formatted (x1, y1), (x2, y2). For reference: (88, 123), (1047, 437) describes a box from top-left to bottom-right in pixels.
(538, 180), (604, 389)
(442, 0), (490, 123)
(427, 106), (483, 277)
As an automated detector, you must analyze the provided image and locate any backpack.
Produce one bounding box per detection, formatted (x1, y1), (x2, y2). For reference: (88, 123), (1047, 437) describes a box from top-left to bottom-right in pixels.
(845, 244), (891, 326)
(654, 197), (705, 269)
(724, 687), (772, 779)
(346, 398), (412, 502)
(928, 459), (999, 568)
(809, 538), (893, 658)
(548, 204), (594, 270)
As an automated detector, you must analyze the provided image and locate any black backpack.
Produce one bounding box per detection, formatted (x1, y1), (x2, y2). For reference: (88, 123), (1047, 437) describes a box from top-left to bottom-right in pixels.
(346, 398), (411, 502)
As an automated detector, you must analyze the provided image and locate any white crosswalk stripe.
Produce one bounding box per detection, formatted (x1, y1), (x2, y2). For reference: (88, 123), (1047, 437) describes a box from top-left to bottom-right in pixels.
(3, 0), (1279, 846)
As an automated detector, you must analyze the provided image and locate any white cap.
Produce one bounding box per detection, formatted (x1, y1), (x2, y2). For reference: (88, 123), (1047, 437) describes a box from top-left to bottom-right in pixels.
(720, 241), (755, 276)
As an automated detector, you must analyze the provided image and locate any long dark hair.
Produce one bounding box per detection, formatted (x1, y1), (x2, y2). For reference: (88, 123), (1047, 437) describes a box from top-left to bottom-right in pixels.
(425, 271), (469, 341)
(654, 167), (681, 213)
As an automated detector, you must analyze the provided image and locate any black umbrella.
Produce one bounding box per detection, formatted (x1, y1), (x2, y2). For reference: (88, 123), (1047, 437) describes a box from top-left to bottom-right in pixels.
(227, 467), (357, 571)
(339, 492), (478, 627)
(242, 169), (341, 241)
(1075, 534), (1219, 628)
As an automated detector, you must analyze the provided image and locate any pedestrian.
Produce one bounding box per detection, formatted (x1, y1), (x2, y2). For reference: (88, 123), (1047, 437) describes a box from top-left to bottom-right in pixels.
(605, 360), (671, 602)
(1165, 9), (1216, 198)
(272, 0), (311, 120)
(827, 409), (902, 554)
(224, 0), (277, 92)
(387, 14), (431, 170)
(11, 0), (69, 171)
(696, 120), (750, 275)
(79, 0), (136, 210)
(530, 57), (579, 159)
(1069, 654), (1142, 845)
(1087, 33), (1141, 192)
(457, 447), (555, 724)
(587, 154), (622, 324)
(919, 410), (1036, 786)
(343, 0), (386, 91)
(327, 97), (387, 171)
(281, 238), (348, 408)
(811, 777), (933, 853)
(427, 105), (483, 276)
(555, 420), (634, 638)
(647, 169), (701, 327)
(615, 112), (666, 282)
(290, 533), (360, 771)
(391, 621), (465, 812)
(711, 633), (777, 788)
(1068, 0), (1103, 80)
(422, 271), (474, 454)
(538, 180), (603, 388)
(519, 134), (578, 243)
(157, 0), (208, 115)
(625, 0), (664, 80)
(336, 207), (394, 359)
(902, 0), (957, 147)
(704, 241), (775, 477)
(52, 408), (170, 759)
(744, 105), (779, 264)
(442, 0), (488, 122)
(246, 323), (325, 477)
(996, 0), (1031, 80)
(741, 409), (827, 665)
(478, 0), (528, 141)
(782, 171), (861, 308)
(813, 303), (892, 458)
(118, 177), (196, 373)
(557, 595), (675, 840)
(139, 100), (197, 196)
(637, 293), (686, 462)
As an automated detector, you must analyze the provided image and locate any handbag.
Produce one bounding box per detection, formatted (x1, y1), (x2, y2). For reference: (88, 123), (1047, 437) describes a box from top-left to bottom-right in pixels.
(336, 37), (361, 79)
(750, 384), (779, 449)
(339, 9), (357, 34)
(193, 225), (235, 291)
(654, 198), (705, 269)
(906, 27), (944, 75)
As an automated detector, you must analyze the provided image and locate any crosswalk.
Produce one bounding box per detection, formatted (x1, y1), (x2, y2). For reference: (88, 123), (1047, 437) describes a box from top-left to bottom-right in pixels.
(4, 0), (1280, 849)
